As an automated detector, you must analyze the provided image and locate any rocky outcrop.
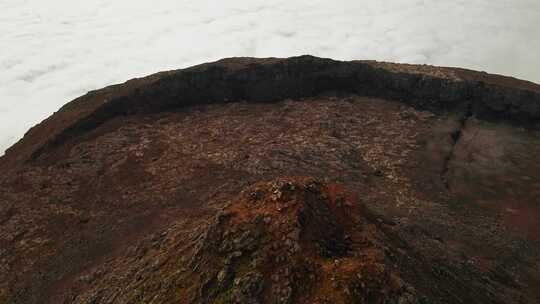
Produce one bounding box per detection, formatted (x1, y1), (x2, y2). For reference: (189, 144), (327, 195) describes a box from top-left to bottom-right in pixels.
(74, 178), (420, 304)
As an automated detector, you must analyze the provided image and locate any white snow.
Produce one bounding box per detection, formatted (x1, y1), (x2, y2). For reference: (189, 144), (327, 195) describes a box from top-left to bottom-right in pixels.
(1, 0), (540, 155)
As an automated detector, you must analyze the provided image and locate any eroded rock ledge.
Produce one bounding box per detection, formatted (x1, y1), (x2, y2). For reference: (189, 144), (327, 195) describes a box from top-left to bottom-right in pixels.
(3, 55), (540, 167)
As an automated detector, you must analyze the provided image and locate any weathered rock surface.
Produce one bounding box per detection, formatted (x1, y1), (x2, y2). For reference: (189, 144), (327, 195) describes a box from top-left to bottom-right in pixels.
(1, 56), (540, 303)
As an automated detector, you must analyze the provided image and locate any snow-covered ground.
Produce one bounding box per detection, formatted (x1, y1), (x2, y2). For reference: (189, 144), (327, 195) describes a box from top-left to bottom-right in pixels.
(1, 0), (539, 155)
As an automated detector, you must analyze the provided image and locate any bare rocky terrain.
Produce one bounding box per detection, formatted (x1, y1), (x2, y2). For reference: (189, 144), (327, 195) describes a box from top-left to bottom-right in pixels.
(1, 56), (540, 303)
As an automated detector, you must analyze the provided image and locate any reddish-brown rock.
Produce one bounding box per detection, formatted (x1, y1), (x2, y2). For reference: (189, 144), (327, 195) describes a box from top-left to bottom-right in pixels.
(1, 56), (540, 303)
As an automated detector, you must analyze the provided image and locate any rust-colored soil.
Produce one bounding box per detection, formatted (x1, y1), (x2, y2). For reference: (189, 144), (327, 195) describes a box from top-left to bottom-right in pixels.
(1, 56), (540, 303)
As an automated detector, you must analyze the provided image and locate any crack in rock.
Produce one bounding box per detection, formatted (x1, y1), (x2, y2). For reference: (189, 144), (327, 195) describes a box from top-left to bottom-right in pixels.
(442, 102), (474, 191)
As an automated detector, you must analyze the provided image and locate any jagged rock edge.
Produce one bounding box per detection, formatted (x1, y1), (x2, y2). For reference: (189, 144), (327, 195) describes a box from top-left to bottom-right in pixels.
(8, 55), (539, 162)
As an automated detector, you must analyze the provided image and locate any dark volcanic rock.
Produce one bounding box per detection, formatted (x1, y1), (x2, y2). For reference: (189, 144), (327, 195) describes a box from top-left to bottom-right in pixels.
(1, 56), (540, 303)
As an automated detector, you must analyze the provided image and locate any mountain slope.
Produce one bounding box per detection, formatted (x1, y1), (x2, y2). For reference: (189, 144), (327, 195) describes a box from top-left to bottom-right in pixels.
(1, 56), (540, 303)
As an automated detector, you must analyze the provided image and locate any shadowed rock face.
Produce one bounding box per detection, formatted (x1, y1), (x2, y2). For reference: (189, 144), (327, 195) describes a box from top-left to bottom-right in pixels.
(1, 56), (540, 303)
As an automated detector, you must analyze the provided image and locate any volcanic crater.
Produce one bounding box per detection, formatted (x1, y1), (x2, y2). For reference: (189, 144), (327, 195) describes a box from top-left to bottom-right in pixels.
(1, 56), (540, 303)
